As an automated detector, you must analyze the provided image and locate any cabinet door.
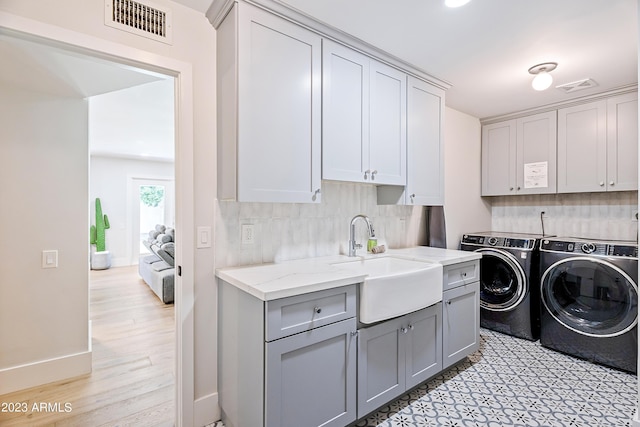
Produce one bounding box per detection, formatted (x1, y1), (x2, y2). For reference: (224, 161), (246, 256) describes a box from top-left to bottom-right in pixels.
(557, 100), (607, 193)
(265, 318), (357, 427)
(237, 5), (322, 202)
(442, 281), (480, 369)
(516, 111), (557, 194)
(607, 92), (638, 191)
(481, 120), (517, 196)
(322, 40), (370, 183)
(406, 77), (445, 205)
(405, 304), (442, 389)
(357, 317), (405, 418)
(369, 60), (407, 185)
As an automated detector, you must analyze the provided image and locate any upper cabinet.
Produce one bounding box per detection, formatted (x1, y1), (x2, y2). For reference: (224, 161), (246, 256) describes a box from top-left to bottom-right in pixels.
(557, 92), (638, 193)
(322, 40), (406, 186)
(216, 2), (322, 203)
(482, 111), (557, 196)
(405, 77), (445, 205)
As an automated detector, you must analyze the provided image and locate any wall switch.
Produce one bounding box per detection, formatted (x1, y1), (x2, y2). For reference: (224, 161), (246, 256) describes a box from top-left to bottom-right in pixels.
(42, 250), (58, 268)
(197, 226), (212, 248)
(241, 224), (255, 245)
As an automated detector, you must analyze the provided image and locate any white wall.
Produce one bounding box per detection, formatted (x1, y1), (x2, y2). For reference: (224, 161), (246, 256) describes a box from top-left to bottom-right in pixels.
(215, 181), (427, 268)
(0, 83), (91, 391)
(90, 155), (174, 266)
(0, 0), (218, 422)
(491, 192), (638, 240)
(444, 107), (492, 247)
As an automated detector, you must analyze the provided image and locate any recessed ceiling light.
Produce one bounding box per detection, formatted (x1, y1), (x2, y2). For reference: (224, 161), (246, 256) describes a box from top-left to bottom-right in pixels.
(445, 0), (471, 8)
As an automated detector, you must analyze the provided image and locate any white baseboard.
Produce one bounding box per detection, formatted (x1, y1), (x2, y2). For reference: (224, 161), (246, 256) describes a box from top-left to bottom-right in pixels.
(0, 350), (92, 395)
(194, 392), (220, 427)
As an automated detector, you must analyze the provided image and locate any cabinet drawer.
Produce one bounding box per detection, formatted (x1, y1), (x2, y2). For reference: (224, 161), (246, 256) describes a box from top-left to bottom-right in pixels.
(266, 285), (356, 341)
(443, 261), (479, 291)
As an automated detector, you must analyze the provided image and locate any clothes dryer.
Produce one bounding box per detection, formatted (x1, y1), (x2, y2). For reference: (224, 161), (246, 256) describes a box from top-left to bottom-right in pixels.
(461, 232), (546, 341)
(539, 237), (638, 373)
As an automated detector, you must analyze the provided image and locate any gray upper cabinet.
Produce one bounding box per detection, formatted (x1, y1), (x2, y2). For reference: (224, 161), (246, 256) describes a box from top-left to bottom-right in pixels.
(607, 92), (638, 192)
(557, 93), (639, 193)
(405, 76), (445, 206)
(216, 2), (322, 203)
(482, 111), (557, 196)
(322, 40), (406, 186)
(557, 100), (608, 193)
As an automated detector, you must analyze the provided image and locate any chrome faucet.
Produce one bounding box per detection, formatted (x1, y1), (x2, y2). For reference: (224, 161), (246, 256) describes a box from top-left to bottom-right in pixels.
(348, 214), (375, 257)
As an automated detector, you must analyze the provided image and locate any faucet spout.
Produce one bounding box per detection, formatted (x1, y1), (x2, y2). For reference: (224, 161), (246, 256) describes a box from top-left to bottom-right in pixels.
(348, 214), (374, 257)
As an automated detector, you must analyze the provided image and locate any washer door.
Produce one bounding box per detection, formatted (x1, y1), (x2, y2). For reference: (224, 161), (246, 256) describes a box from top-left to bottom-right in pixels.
(541, 257), (638, 337)
(477, 248), (527, 312)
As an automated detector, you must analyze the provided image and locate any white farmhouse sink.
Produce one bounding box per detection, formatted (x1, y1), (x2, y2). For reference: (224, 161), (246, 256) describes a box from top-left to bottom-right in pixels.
(332, 256), (443, 324)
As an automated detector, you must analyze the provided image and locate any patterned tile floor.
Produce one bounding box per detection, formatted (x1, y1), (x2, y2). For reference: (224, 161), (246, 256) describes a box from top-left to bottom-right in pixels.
(212, 328), (638, 427)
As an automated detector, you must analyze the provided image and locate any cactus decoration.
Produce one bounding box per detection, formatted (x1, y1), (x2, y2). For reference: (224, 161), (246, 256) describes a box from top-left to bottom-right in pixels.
(90, 198), (111, 252)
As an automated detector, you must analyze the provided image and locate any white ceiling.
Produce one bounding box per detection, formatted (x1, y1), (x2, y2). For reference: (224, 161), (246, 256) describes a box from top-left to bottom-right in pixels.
(1, 0), (636, 161)
(182, 0), (639, 120)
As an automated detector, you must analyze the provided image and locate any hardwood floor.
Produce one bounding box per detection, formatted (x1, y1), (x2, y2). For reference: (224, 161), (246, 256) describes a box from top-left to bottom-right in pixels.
(0, 266), (175, 426)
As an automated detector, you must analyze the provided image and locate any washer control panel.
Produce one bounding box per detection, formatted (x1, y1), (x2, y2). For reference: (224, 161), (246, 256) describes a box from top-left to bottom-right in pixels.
(462, 234), (536, 250)
(541, 239), (638, 258)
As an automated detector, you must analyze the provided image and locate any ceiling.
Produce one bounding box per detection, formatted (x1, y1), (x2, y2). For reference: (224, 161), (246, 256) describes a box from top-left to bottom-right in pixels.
(0, 0), (636, 160)
(181, 0), (639, 120)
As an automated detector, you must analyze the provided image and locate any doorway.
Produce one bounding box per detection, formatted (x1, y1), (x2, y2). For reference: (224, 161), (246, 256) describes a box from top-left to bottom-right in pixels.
(0, 17), (195, 425)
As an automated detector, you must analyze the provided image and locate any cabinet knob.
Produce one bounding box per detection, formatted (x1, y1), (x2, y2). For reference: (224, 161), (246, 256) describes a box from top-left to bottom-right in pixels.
(312, 188), (321, 201)
(447, 300), (452, 305)
(509, 187), (514, 191)
(408, 324), (414, 331)
(364, 169), (371, 180)
(517, 186), (521, 190)
(600, 181), (605, 186)
(314, 306), (322, 315)
(461, 272), (467, 277)
(410, 193), (416, 201)
(610, 181), (615, 186)
(371, 170), (378, 180)
(401, 326), (408, 334)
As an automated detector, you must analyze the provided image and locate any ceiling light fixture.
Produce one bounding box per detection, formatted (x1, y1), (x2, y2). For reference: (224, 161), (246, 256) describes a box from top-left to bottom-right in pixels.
(445, 0), (471, 8)
(528, 62), (558, 91)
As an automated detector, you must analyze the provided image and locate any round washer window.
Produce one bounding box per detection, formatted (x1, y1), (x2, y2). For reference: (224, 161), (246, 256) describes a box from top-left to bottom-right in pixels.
(477, 248), (527, 312)
(541, 257), (638, 337)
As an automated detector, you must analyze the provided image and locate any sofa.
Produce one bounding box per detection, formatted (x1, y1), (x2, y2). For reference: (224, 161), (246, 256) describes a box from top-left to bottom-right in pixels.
(138, 224), (175, 304)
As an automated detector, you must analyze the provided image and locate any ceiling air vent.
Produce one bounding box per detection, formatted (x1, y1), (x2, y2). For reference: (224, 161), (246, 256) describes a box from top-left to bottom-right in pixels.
(555, 78), (598, 94)
(105, 0), (173, 45)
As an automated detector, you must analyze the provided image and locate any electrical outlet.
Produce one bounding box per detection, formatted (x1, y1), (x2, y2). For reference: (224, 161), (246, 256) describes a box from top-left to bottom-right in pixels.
(241, 224), (255, 245)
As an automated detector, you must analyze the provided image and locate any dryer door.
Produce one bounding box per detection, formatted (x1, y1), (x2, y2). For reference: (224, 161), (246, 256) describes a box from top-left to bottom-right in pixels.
(540, 257), (638, 337)
(477, 248), (527, 312)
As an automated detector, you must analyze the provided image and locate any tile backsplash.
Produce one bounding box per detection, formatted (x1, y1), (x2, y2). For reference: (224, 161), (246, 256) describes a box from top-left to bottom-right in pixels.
(491, 192), (638, 241)
(215, 181), (427, 268)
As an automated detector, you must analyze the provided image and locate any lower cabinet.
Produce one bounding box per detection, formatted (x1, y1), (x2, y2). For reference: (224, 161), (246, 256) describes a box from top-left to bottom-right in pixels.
(442, 281), (480, 369)
(266, 318), (357, 427)
(357, 303), (442, 417)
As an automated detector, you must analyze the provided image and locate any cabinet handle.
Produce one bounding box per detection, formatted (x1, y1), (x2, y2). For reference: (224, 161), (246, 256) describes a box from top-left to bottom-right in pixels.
(410, 194), (416, 203)
(600, 181), (605, 186)
(364, 169), (371, 180)
(371, 170), (378, 180)
(408, 324), (414, 331)
(509, 187), (514, 191)
(314, 306), (322, 314)
(401, 326), (408, 334)
(312, 188), (321, 201)
(517, 186), (521, 190)
(461, 272), (467, 277)
(447, 300), (452, 305)
(610, 181), (615, 186)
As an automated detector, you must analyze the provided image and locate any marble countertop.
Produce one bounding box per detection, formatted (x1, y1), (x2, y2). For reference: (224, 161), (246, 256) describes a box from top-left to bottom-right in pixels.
(215, 246), (482, 301)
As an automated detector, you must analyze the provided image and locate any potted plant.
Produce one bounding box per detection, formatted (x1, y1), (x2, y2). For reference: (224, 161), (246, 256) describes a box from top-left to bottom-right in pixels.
(90, 198), (111, 270)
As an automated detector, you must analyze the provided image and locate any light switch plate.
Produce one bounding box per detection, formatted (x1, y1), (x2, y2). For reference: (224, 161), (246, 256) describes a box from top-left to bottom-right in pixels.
(42, 250), (58, 268)
(197, 226), (212, 248)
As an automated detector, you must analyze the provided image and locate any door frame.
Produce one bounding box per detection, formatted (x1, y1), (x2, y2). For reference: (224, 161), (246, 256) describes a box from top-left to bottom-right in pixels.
(0, 12), (196, 426)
